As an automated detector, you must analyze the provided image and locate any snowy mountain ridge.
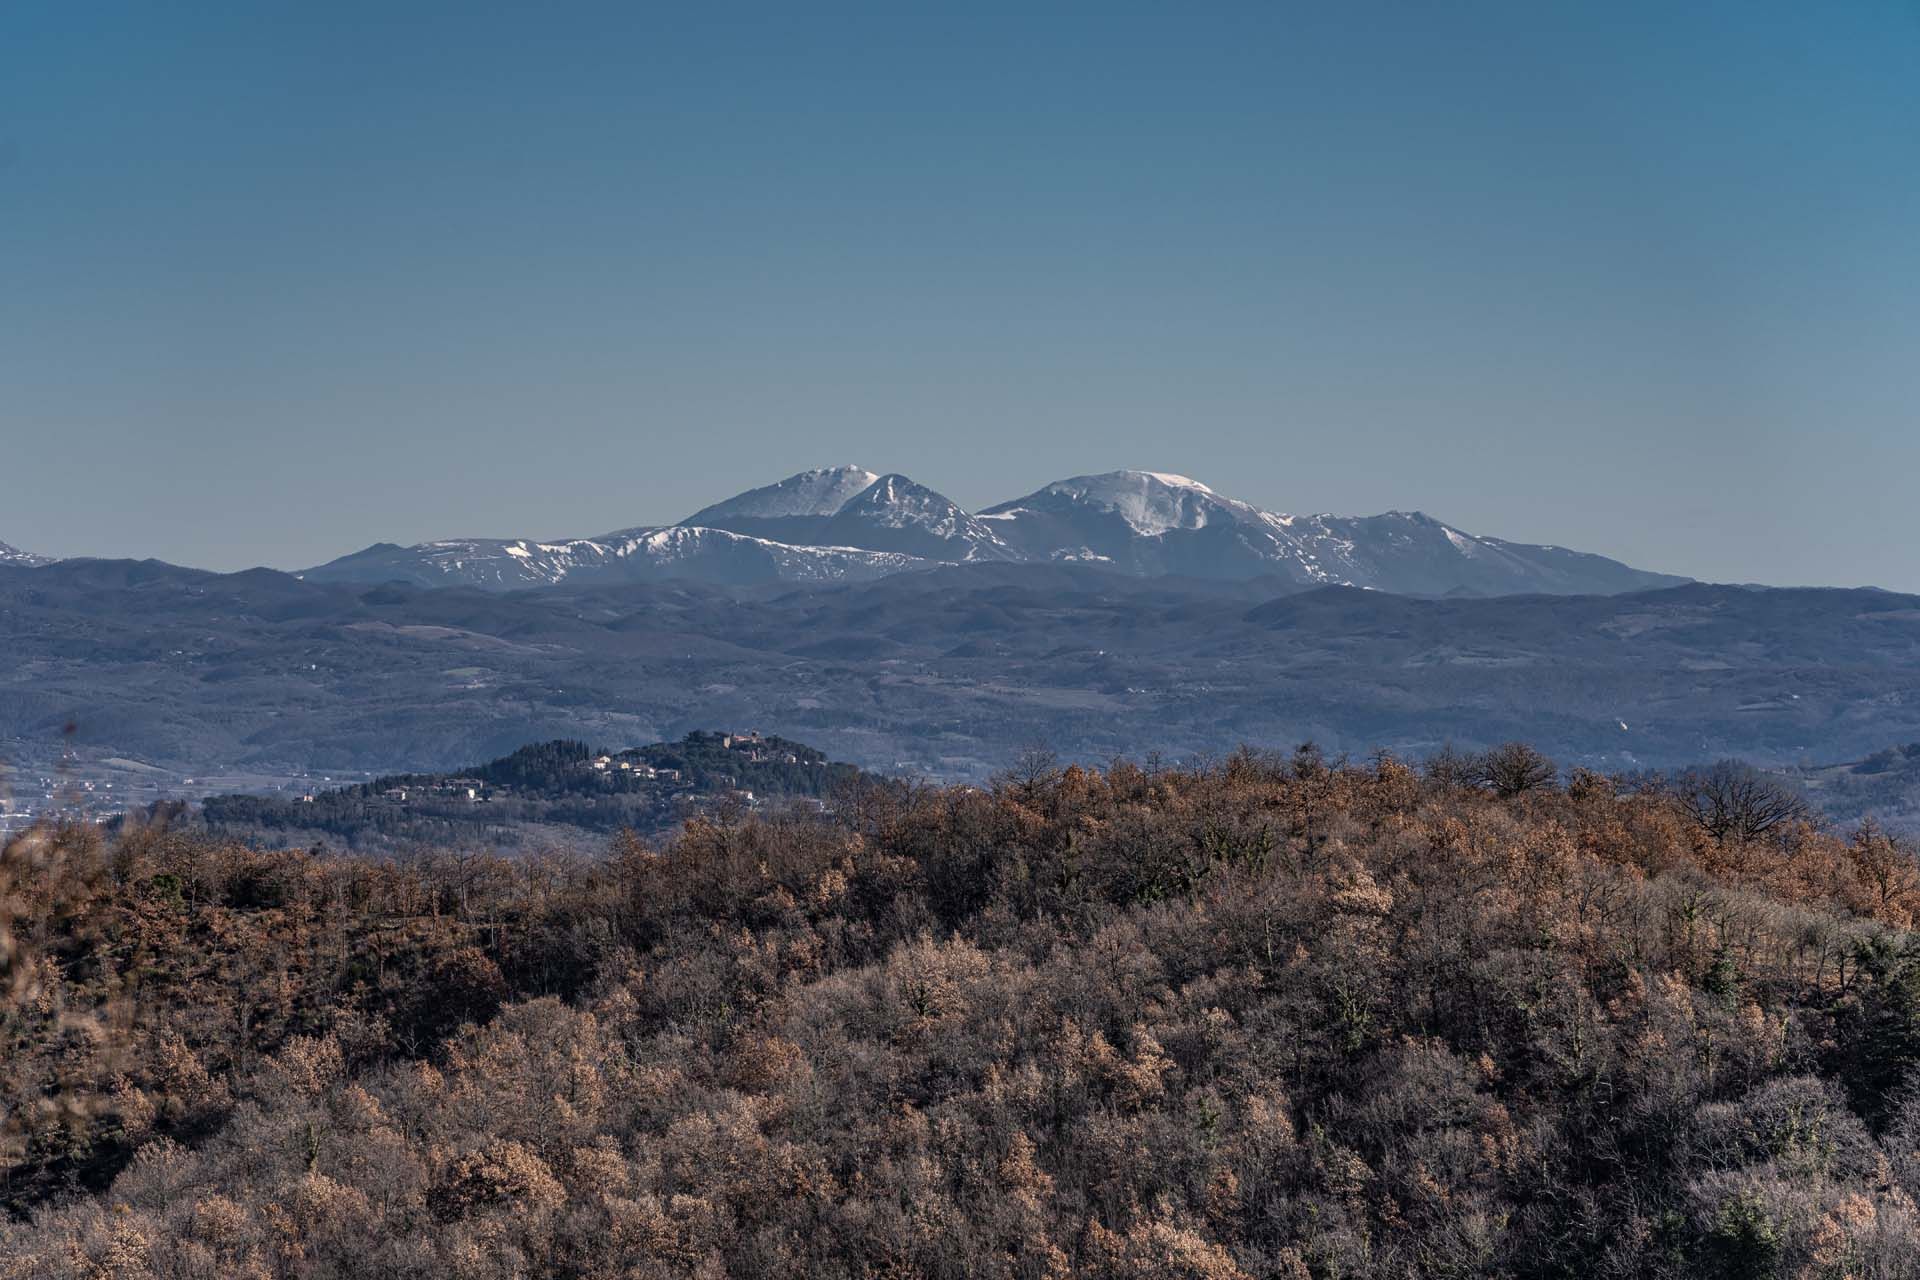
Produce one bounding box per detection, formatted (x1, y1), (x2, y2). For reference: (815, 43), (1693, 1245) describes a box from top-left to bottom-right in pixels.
(303, 524), (920, 590)
(300, 466), (1688, 596)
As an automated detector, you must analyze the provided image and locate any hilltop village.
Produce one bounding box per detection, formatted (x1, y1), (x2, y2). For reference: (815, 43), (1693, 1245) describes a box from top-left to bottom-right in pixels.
(188, 730), (860, 849)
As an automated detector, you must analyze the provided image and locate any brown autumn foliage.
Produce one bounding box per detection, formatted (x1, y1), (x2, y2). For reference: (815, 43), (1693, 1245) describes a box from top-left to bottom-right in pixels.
(4, 749), (1920, 1277)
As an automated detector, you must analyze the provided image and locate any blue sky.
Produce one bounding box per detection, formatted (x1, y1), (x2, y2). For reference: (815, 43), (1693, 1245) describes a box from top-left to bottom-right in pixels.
(3, 1), (1917, 587)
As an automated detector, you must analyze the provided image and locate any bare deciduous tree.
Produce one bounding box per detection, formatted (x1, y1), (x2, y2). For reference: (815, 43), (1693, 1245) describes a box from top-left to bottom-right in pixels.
(1422, 743), (1478, 790)
(1672, 760), (1811, 844)
(1474, 742), (1557, 797)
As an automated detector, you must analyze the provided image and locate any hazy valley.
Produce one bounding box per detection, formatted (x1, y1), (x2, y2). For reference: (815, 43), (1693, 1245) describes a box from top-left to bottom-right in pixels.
(3, 553), (1916, 808)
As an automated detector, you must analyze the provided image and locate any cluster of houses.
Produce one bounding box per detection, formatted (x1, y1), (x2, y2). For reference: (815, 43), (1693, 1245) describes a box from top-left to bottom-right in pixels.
(380, 764), (691, 805)
(588, 757), (682, 781)
(379, 777), (491, 804)
(717, 731), (809, 766)
(372, 748), (720, 806)
(5, 773), (163, 833)
(364, 731), (826, 816)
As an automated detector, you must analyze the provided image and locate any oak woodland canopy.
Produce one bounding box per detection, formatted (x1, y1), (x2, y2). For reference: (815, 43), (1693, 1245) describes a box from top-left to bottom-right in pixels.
(7, 743), (1920, 1277)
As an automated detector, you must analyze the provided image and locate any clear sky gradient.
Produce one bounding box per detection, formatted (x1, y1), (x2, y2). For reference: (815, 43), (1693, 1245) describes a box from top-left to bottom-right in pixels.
(4, 1), (1916, 587)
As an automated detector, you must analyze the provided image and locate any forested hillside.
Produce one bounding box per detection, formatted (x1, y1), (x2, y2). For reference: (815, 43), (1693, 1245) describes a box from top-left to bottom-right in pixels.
(6, 748), (1920, 1276)
(190, 731), (859, 850)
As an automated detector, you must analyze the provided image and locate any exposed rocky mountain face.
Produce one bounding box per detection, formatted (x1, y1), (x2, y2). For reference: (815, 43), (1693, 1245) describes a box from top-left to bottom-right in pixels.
(300, 465), (1683, 595)
(0, 540), (52, 567)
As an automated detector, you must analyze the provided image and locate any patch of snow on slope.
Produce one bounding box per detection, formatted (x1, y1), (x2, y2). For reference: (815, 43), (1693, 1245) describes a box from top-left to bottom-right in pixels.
(1141, 473), (1214, 493)
(1039, 471), (1227, 536)
(682, 466), (881, 522)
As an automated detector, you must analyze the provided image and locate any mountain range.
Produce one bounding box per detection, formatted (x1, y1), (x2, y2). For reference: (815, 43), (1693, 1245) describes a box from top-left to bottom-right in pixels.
(288, 467), (1687, 597)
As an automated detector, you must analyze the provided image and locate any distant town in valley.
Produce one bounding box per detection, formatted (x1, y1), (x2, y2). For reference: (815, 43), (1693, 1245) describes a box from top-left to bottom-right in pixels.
(0, 753), (375, 839)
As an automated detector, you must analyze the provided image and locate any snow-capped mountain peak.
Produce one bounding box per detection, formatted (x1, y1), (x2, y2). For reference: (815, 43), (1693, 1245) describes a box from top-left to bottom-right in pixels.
(1139, 472), (1215, 494)
(838, 474), (954, 527)
(987, 470), (1248, 538)
(972, 473), (1686, 593)
(979, 471), (1311, 574)
(681, 466), (880, 525)
(824, 474), (1019, 561)
(299, 466), (1686, 596)
(677, 468), (1018, 564)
